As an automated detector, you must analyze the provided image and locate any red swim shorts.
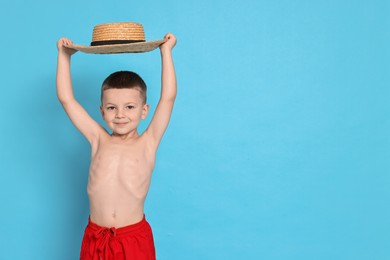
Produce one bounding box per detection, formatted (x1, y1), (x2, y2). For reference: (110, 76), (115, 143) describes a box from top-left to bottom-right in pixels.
(80, 216), (156, 260)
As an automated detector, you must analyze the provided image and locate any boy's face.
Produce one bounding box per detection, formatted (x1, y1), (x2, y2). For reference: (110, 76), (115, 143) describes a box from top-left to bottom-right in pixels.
(100, 88), (149, 136)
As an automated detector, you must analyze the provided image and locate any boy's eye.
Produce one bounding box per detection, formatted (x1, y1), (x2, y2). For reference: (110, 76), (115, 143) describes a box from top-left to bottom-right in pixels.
(107, 106), (115, 110)
(126, 105), (135, 109)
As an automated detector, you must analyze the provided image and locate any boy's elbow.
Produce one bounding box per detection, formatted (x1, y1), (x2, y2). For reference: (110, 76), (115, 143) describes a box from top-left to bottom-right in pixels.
(170, 91), (177, 100)
(57, 94), (67, 104)
(164, 93), (176, 103)
(57, 93), (74, 105)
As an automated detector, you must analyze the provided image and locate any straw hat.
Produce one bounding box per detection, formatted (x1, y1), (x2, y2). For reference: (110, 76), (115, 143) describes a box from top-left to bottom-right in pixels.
(66, 22), (166, 54)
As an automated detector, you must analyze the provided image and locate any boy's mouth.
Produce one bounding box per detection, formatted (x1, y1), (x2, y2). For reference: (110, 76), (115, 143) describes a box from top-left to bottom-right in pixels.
(114, 122), (129, 126)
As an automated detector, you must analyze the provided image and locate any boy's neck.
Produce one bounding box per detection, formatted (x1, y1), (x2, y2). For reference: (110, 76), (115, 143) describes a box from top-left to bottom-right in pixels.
(111, 130), (140, 141)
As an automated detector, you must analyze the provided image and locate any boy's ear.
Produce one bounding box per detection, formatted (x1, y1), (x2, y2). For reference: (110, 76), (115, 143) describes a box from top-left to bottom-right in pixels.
(100, 105), (104, 118)
(141, 104), (150, 120)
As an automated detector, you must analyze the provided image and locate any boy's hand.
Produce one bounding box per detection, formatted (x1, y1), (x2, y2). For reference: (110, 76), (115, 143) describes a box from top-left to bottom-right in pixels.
(160, 33), (176, 53)
(57, 38), (77, 56)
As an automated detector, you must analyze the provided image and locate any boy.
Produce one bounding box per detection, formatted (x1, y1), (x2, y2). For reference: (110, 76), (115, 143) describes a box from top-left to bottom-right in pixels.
(56, 33), (177, 260)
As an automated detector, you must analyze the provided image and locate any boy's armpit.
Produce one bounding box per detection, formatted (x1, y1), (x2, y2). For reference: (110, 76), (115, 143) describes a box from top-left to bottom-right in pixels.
(61, 98), (105, 144)
(145, 99), (175, 147)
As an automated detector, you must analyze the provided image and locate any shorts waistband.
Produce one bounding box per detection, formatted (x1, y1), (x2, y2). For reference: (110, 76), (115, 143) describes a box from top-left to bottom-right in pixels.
(87, 215), (147, 237)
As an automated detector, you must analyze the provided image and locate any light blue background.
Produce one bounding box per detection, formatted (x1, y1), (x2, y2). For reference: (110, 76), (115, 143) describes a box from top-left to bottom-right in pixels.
(0, 0), (389, 259)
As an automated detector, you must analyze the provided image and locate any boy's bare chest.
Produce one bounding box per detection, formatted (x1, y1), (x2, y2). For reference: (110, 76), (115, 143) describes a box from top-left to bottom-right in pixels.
(87, 139), (155, 204)
(89, 140), (154, 179)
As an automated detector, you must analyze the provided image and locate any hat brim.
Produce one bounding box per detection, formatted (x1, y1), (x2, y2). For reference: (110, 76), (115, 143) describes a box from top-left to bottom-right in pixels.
(65, 39), (166, 54)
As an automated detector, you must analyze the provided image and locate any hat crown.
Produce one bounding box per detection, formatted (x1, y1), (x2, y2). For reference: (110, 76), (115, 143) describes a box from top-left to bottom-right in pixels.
(91, 22), (146, 43)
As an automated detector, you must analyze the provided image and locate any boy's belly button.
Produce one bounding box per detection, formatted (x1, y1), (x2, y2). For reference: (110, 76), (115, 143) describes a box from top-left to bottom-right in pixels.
(112, 211), (116, 218)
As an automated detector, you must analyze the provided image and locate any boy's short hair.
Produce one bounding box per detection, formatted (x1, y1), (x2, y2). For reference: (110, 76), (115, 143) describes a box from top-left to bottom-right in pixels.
(101, 71), (147, 104)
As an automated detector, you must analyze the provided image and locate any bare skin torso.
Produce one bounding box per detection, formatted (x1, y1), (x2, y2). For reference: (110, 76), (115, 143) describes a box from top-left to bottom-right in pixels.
(88, 132), (155, 228)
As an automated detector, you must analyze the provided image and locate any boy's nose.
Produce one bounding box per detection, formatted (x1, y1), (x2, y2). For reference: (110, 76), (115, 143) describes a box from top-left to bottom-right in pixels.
(115, 110), (125, 118)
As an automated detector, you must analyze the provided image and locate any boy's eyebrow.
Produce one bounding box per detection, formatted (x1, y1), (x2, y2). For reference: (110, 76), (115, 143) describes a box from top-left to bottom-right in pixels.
(104, 102), (137, 106)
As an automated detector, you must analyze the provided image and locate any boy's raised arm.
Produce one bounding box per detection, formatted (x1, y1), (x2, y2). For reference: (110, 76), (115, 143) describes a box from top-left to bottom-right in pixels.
(56, 38), (105, 145)
(146, 33), (177, 147)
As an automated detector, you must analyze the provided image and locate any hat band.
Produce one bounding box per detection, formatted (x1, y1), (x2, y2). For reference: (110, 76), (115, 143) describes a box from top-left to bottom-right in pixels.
(90, 39), (146, 46)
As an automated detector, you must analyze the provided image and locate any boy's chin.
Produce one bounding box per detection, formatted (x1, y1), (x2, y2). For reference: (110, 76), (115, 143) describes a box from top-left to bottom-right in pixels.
(112, 129), (128, 135)
(111, 128), (137, 136)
